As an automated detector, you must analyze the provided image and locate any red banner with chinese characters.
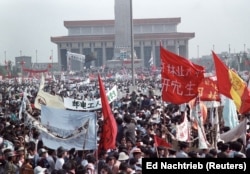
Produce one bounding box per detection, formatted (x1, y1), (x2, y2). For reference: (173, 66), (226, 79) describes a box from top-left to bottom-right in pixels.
(160, 45), (205, 104)
(198, 77), (220, 101)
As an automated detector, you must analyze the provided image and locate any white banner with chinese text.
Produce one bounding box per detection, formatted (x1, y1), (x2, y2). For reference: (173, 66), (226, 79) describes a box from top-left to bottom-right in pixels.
(63, 85), (117, 111)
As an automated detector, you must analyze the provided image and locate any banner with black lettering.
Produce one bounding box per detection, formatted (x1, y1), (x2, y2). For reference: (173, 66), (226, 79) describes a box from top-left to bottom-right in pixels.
(63, 85), (117, 111)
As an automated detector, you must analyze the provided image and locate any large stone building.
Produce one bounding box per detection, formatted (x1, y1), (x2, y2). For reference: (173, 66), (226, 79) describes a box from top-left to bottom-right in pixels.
(51, 0), (194, 71)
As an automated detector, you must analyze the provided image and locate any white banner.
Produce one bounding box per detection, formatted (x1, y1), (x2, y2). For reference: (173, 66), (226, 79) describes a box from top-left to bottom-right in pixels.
(67, 51), (85, 62)
(220, 118), (247, 144)
(68, 78), (90, 89)
(64, 86), (117, 111)
(39, 74), (45, 90)
(176, 112), (189, 142)
(34, 90), (65, 110)
(40, 105), (97, 150)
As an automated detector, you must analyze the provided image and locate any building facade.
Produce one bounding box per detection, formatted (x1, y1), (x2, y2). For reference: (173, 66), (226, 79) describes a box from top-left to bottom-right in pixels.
(51, 1), (194, 71)
(15, 56), (32, 70)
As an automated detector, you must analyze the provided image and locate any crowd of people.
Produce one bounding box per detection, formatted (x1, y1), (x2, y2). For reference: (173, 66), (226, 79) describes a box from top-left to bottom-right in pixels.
(0, 69), (249, 174)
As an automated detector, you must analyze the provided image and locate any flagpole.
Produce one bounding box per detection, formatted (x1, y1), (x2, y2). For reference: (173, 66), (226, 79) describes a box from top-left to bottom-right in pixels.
(36, 50), (38, 65)
(209, 107), (214, 148)
(154, 144), (159, 158)
(130, 0), (135, 86)
(51, 50), (53, 76)
(4, 50), (6, 63)
(214, 107), (219, 151)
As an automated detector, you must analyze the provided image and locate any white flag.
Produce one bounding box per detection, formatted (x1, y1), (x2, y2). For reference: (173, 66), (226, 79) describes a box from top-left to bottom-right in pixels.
(148, 51), (153, 66)
(176, 112), (189, 141)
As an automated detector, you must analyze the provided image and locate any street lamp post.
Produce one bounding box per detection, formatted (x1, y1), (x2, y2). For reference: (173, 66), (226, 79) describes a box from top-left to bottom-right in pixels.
(51, 50), (53, 76)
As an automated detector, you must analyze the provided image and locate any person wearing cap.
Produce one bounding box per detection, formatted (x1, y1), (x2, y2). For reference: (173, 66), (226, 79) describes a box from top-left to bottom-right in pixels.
(37, 148), (50, 170)
(4, 151), (18, 174)
(16, 146), (25, 168)
(55, 146), (67, 170)
(131, 148), (142, 167)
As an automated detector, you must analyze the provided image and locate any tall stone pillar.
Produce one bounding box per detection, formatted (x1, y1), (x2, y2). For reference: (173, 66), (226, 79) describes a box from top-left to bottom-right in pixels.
(114, 0), (132, 59)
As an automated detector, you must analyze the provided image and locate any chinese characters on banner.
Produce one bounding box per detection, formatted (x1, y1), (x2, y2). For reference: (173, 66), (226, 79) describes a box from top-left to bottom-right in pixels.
(198, 77), (220, 101)
(160, 45), (205, 104)
(63, 86), (117, 111)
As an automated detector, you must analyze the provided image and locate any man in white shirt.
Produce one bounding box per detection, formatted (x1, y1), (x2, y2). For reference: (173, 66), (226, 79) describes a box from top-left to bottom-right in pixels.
(55, 146), (67, 170)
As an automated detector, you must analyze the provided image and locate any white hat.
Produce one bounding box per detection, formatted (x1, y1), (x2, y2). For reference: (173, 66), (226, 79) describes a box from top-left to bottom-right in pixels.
(34, 166), (47, 174)
(118, 152), (129, 161)
(81, 159), (88, 167)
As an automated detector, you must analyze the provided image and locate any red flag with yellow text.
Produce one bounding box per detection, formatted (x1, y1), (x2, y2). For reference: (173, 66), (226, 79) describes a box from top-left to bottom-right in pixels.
(160, 45), (205, 104)
(212, 51), (250, 114)
(98, 74), (117, 151)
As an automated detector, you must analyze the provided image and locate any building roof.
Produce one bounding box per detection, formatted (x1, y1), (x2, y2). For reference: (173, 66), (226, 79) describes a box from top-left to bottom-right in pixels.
(51, 32), (194, 43)
(64, 18), (181, 28)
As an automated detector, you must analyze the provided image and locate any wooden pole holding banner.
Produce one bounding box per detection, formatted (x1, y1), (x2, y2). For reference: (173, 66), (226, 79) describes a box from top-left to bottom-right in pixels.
(155, 145), (159, 158)
(82, 119), (90, 150)
(214, 107), (219, 151)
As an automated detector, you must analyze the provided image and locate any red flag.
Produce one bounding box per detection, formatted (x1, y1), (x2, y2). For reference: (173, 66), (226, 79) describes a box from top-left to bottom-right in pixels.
(198, 77), (220, 101)
(154, 135), (172, 148)
(160, 45), (204, 104)
(98, 74), (117, 151)
(212, 51), (250, 114)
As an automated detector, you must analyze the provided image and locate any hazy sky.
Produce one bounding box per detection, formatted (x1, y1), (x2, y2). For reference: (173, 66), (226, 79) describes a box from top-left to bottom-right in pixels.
(0, 0), (249, 64)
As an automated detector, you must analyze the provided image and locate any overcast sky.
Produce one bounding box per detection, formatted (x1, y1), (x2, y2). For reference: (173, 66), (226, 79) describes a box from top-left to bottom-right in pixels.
(0, 0), (249, 64)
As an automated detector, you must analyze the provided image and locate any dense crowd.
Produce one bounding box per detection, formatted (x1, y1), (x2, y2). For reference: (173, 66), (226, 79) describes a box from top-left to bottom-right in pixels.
(0, 70), (249, 174)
